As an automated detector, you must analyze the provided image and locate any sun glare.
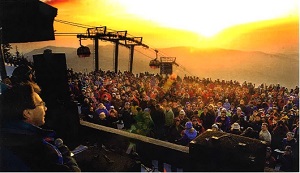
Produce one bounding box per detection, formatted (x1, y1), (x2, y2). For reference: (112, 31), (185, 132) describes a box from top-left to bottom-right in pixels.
(115, 0), (298, 38)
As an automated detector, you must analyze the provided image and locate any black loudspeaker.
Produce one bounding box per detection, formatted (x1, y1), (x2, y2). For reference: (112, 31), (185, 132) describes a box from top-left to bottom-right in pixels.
(33, 52), (79, 145)
(1, 0), (57, 43)
(33, 52), (70, 105)
(189, 131), (267, 172)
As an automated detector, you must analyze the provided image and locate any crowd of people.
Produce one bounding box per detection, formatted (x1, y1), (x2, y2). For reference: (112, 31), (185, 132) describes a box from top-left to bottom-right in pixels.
(66, 69), (299, 171)
(1, 64), (299, 171)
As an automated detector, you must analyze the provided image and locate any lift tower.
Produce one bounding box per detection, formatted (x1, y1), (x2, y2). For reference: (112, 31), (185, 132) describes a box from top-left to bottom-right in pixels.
(77, 27), (148, 72)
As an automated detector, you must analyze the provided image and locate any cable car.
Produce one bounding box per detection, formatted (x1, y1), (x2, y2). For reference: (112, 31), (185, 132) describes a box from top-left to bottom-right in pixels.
(77, 45), (91, 58)
(149, 58), (160, 69)
(149, 49), (160, 69)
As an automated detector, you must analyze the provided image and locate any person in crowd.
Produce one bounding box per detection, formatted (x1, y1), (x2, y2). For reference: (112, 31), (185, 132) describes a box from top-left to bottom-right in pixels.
(178, 109), (190, 127)
(107, 106), (119, 128)
(244, 101), (257, 120)
(167, 117), (184, 143)
(0, 76), (12, 94)
(283, 96), (295, 112)
(249, 113), (263, 132)
(184, 102), (194, 119)
(130, 107), (154, 137)
(271, 120), (290, 150)
(10, 64), (36, 86)
(282, 132), (297, 153)
(228, 102), (237, 116)
(215, 108), (231, 132)
(222, 99), (231, 111)
(81, 98), (95, 122)
(199, 106), (215, 130)
(101, 95), (112, 111)
(176, 121), (198, 146)
(293, 121), (299, 143)
(94, 103), (109, 118)
(277, 146), (296, 172)
(207, 104), (216, 118)
(211, 123), (222, 132)
(150, 104), (166, 140)
(231, 107), (248, 130)
(259, 123), (272, 145)
(265, 147), (277, 169)
(164, 104), (175, 133)
(119, 102), (135, 129)
(229, 122), (242, 135)
(191, 115), (205, 135)
(0, 83), (80, 171)
(240, 127), (259, 139)
(95, 112), (110, 127)
(110, 92), (123, 111)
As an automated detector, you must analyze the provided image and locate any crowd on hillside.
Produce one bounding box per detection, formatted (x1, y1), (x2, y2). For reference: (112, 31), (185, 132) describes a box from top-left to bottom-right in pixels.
(66, 69), (299, 171)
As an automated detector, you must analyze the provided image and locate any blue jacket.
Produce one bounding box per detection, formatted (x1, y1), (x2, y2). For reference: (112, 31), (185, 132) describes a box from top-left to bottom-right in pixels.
(0, 121), (80, 172)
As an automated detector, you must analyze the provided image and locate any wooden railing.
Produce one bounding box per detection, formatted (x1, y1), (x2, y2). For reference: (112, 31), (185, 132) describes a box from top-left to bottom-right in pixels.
(79, 120), (190, 171)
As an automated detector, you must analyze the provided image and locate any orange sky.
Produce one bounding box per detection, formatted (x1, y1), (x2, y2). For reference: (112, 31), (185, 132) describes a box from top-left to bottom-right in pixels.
(16, 0), (299, 53)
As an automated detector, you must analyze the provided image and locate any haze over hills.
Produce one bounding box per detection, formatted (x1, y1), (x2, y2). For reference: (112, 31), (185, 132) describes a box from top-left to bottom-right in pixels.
(22, 45), (299, 90)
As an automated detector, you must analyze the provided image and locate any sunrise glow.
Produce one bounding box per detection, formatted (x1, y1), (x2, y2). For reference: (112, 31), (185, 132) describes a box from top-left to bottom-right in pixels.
(113, 0), (298, 38)
(38, 0), (299, 50)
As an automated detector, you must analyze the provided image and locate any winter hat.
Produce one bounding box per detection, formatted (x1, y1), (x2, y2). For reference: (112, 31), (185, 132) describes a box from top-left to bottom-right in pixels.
(144, 108), (151, 112)
(179, 110), (186, 115)
(212, 124), (219, 129)
(231, 123), (240, 130)
(185, 121), (193, 129)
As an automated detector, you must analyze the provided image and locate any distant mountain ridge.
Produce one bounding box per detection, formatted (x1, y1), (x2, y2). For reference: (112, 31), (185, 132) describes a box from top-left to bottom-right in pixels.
(23, 45), (299, 89)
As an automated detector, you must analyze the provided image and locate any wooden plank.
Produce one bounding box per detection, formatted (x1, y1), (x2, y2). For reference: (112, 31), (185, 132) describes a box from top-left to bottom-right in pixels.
(80, 120), (189, 153)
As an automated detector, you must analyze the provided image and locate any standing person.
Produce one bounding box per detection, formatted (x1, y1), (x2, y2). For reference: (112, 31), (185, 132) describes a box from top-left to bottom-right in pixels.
(130, 107), (154, 137)
(119, 102), (135, 130)
(265, 147), (277, 169)
(164, 104), (175, 135)
(0, 83), (80, 171)
(223, 99), (231, 111)
(271, 120), (290, 150)
(199, 106), (215, 131)
(167, 117), (184, 144)
(178, 109), (190, 127)
(150, 104), (166, 140)
(259, 123), (272, 145)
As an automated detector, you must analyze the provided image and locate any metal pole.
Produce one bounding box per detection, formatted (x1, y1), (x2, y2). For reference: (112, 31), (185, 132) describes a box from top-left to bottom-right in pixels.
(0, 27), (8, 80)
(114, 40), (119, 73)
(129, 45), (134, 73)
(94, 37), (99, 71)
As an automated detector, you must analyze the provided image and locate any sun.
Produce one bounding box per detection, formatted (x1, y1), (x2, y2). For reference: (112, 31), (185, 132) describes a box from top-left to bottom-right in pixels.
(114, 0), (298, 38)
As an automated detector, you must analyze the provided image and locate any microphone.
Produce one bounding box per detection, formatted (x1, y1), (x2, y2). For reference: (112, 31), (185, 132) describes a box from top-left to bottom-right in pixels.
(54, 138), (64, 147)
(55, 138), (74, 157)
